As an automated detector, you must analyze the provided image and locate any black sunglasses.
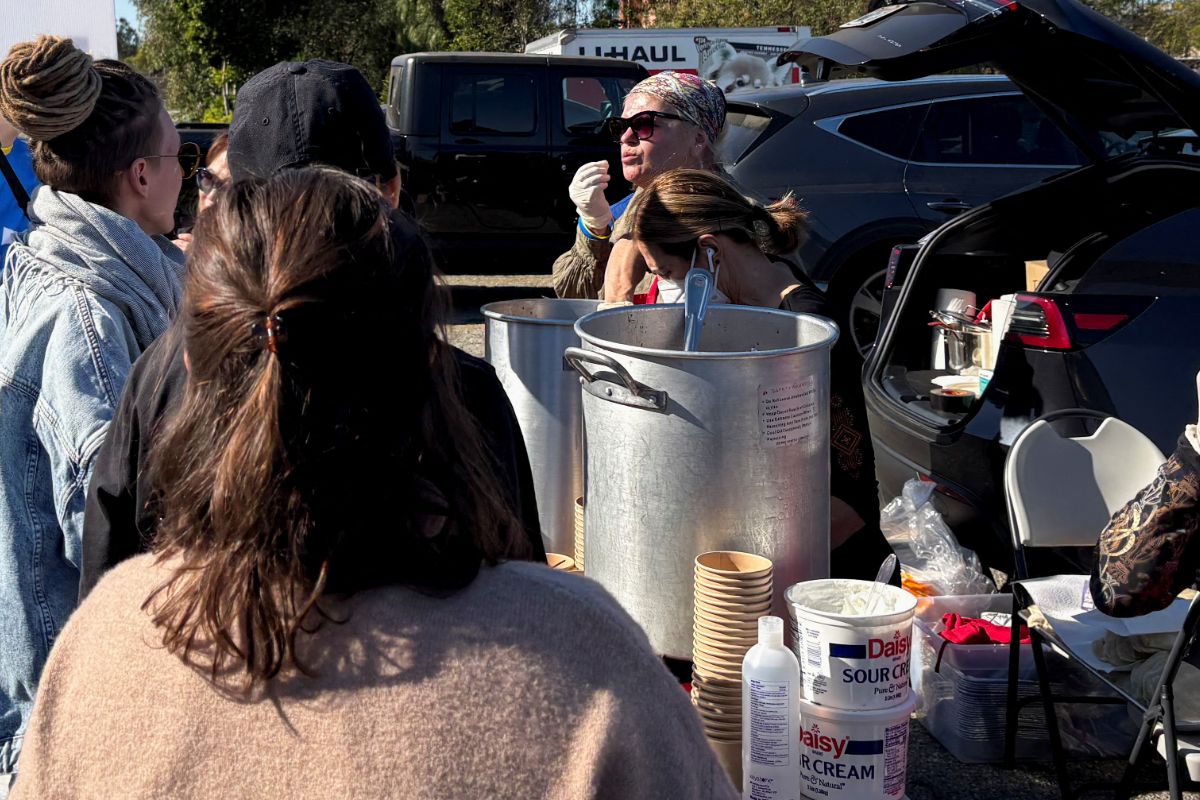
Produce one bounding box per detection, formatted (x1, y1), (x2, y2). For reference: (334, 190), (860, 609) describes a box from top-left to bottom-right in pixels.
(196, 166), (224, 194)
(141, 141), (202, 180)
(604, 110), (687, 143)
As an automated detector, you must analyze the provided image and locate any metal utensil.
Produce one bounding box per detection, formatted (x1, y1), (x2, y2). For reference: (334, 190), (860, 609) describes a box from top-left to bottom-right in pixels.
(682, 267), (714, 351)
(864, 553), (898, 615)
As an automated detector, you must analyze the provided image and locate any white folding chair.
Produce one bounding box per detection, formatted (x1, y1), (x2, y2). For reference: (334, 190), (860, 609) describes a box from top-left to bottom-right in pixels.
(1000, 409), (1166, 795)
(1005, 410), (1166, 577)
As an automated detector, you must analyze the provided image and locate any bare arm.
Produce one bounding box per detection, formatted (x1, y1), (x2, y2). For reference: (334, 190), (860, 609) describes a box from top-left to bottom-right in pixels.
(602, 236), (647, 304)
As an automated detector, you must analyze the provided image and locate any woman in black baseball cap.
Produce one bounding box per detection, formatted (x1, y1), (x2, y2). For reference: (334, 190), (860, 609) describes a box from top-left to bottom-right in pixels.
(227, 60), (399, 186)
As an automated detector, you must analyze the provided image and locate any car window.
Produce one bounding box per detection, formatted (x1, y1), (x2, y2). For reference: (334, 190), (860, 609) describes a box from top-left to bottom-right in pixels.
(913, 95), (1084, 166)
(561, 76), (638, 135)
(1074, 208), (1200, 295)
(837, 104), (926, 159)
(718, 108), (773, 164)
(450, 74), (537, 135)
(386, 65), (403, 129)
(1097, 130), (1157, 158)
(388, 65), (403, 106)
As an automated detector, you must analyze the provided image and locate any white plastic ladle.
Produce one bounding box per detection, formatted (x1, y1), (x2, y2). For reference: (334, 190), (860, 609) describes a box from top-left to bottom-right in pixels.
(864, 553), (898, 615)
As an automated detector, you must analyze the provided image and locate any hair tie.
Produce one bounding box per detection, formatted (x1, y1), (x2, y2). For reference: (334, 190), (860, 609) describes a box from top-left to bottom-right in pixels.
(252, 314), (288, 354)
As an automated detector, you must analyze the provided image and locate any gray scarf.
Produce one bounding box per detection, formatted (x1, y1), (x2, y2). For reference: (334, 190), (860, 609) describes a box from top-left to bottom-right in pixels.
(19, 186), (185, 349)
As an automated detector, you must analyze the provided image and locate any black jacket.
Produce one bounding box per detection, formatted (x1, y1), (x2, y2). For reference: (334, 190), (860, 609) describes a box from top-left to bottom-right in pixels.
(776, 266), (897, 584)
(79, 325), (546, 601)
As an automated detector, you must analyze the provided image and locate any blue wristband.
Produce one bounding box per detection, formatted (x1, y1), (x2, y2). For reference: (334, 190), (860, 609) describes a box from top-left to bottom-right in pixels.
(578, 217), (610, 241)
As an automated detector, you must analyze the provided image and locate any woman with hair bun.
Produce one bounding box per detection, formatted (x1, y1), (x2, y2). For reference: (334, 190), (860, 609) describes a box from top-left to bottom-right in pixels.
(630, 168), (897, 584)
(10, 167), (736, 800)
(630, 168), (811, 307)
(0, 35), (192, 777)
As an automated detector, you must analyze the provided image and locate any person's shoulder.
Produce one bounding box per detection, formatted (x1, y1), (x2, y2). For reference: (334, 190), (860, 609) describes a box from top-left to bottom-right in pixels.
(451, 345), (495, 378)
(81, 552), (165, 610)
(480, 561), (656, 653)
(611, 192), (636, 219)
(54, 554), (163, 653)
(126, 323), (186, 401)
(0, 264), (139, 414)
(776, 259), (828, 316)
(450, 346), (505, 398)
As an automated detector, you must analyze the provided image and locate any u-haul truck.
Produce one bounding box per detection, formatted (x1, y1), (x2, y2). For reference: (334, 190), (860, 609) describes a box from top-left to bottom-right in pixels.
(525, 26), (811, 94)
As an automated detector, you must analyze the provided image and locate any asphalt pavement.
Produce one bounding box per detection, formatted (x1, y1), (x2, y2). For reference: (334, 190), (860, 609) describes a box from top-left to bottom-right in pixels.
(446, 274), (1198, 800)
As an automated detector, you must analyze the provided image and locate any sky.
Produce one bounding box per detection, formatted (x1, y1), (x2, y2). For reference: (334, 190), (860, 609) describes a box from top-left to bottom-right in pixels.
(116, 0), (139, 28)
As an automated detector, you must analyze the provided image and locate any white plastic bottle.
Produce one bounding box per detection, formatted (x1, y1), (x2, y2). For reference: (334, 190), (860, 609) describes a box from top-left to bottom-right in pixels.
(742, 616), (801, 800)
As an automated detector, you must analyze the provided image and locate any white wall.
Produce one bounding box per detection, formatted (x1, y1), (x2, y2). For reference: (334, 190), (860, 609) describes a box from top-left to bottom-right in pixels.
(0, 0), (118, 61)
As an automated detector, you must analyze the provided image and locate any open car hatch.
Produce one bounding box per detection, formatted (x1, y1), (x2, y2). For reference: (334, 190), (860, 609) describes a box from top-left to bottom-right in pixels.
(780, 0), (1200, 161)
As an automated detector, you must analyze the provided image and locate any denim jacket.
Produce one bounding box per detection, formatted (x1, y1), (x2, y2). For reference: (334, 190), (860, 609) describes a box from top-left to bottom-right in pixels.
(0, 187), (183, 771)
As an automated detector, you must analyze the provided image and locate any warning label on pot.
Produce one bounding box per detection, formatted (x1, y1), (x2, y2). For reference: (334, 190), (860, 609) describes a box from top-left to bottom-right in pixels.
(759, 377), (818, 448)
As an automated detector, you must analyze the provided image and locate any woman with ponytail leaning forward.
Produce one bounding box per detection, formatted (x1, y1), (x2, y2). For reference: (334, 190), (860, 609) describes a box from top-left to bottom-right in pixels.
(0, 36), (190, 780)
(630, 168), (897, 583)
(11, 168), (737, 800)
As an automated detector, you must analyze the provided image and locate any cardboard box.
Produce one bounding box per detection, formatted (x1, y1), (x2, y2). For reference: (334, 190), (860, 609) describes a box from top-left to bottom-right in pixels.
(1025, 260), (1049, 291)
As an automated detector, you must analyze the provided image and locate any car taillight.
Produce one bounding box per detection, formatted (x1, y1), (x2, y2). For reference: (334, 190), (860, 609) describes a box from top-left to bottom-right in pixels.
(1007, 294), (1150, 350)
(1072, 312), (1128, 331)
(1008, 295), (1072, 350)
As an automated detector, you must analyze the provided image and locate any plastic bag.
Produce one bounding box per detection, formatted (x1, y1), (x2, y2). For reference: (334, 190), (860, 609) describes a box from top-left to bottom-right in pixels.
(880, 479), (995, 596)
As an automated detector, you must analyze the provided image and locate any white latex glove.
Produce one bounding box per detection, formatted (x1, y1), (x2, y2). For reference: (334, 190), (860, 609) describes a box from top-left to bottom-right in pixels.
(569, 160), (612, 234)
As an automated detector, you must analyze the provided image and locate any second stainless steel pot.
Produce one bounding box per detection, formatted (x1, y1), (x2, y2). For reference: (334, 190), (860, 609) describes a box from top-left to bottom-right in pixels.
(483, 298), (600, 555)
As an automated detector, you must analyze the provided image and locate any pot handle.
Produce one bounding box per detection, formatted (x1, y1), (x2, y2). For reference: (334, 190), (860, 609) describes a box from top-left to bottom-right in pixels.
(563, 347), (668, 412)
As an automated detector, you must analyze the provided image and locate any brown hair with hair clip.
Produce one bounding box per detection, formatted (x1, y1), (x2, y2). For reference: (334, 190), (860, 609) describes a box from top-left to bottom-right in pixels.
(144, 167), (528, 688)
(253, 314), (287, 354)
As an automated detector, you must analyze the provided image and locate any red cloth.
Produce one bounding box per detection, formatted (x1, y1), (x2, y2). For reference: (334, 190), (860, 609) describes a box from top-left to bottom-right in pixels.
(939, 612), (1030, 645)
(640, 276), (659, 305)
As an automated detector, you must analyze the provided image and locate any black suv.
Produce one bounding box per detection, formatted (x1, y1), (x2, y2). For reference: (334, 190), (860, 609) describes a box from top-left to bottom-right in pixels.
(789, 0), (1200, 575)
(722, 75), (1087, 358)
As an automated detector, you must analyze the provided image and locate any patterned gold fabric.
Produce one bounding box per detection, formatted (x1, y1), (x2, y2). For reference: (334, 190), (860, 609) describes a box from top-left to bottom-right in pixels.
(1091, 435), (1200, 618)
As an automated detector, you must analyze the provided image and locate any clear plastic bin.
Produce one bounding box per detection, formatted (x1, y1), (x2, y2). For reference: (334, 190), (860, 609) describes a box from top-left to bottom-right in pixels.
(911, 594), (1137, 763)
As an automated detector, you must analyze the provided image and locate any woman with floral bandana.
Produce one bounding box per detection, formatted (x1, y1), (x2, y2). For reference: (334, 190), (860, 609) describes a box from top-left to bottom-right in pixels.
(552, 71), (728, 302)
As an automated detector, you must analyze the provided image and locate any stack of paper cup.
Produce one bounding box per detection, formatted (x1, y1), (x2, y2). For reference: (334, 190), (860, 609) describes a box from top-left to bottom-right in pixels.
(573, 496), (585, 572)
(546, 553), (581, 574)
(692, 551), (773, 789)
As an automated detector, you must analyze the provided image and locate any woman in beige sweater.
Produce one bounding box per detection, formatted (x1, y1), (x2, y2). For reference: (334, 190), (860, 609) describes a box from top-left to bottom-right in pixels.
(12, 168), (737, 800)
